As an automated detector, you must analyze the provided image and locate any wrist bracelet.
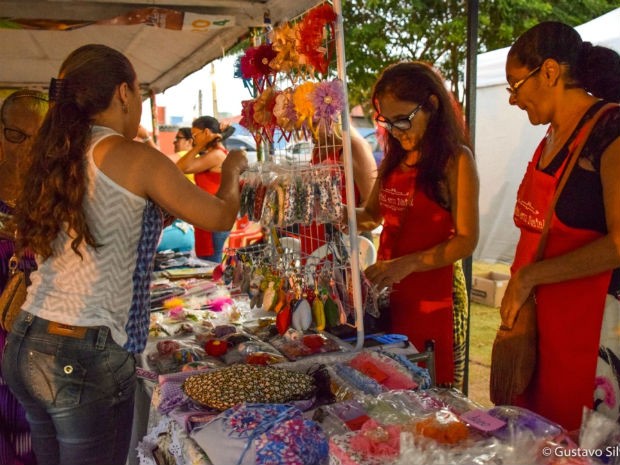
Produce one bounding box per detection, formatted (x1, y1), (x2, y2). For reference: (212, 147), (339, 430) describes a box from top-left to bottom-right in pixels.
(142, 136), (151, 142)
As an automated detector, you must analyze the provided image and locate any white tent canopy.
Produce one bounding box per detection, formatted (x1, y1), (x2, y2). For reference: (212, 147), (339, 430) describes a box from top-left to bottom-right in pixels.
(0, 0), (319, 93)
(474, 8), (620, 263)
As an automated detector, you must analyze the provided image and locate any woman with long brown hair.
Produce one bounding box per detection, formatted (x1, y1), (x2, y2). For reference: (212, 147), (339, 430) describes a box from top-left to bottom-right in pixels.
(350, 61), (479, 388)
(1, 44), (247, 465)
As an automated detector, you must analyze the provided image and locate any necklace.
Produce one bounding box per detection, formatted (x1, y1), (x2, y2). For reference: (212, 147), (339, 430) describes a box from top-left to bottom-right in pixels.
(402, 160), (416, 168)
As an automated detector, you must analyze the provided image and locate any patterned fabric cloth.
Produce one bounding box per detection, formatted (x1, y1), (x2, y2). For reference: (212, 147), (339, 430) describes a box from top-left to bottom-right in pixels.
(183, 365), (316, 411)
(451, 259), (469, 390)
(594, 294), (620, 423)
(124, 199), (163, 353)
(0, 200), (36, 465)
(189, 403), (328, 465)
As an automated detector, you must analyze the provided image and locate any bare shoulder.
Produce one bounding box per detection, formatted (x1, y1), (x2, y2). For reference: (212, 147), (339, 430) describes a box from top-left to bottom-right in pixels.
(447, 145), (477, 176)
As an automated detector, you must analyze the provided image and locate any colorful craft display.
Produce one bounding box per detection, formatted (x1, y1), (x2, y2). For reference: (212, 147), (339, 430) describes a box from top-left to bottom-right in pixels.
(236, 3), (342, 146)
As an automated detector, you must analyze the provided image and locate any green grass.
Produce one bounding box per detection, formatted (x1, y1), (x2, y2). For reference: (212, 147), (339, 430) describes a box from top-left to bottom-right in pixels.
(466, 261), (510, 407)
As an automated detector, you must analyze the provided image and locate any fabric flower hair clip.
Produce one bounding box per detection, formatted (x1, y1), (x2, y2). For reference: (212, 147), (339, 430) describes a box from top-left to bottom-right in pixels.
(292, 81), (318, 137)
(269, 23), (300, 78)
(272, 87), (298, 141)
(311, 79), (344, 136)
(239, 43), (278, 92)
(296, 3), (337, 76)
(253, 87), (278, 143)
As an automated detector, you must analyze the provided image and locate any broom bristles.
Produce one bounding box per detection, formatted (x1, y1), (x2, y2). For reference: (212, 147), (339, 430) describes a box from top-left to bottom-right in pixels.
(490, 300), (537, 405)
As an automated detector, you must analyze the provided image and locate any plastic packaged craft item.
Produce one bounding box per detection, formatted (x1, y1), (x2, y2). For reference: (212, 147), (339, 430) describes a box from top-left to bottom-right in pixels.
(412, 408), (469, 445)
(269, 330), (344, 361)
(323, 399), (371, 432)
(580, 408), (620, 464)
(325, 365), (366, 402)
(396, 432), (515, 465)
(487, 406), (563, 442)
(425, 387), (484, 415)
(147, 338), (208, 374)
(348, 351), (418, 391)
(329, 419), (401, 465)
(331, 363), (385, 396)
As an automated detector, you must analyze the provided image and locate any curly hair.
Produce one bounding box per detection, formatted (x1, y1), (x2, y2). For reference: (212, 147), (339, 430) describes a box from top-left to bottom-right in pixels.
(15, 44), (136, 259)
(508, 21), (620, 102)
(372, 61), (471, 207)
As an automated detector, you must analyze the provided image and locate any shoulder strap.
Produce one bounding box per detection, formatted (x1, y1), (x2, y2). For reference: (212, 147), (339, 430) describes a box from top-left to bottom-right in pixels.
(534, 102), (619, 262)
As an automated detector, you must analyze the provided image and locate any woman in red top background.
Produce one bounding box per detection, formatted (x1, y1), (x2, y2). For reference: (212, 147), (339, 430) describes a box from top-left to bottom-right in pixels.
(177, 116), (233, 263)
(350, 61), (479, 386)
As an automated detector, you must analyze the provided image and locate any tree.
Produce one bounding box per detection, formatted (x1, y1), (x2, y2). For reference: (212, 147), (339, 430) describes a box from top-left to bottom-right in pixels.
(342, 0), (617, 114)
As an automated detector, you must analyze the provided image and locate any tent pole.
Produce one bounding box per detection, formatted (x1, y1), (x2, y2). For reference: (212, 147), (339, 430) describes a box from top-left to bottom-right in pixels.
(462, 0), (479, 397)
(149, 89), (159, 145)
(333, 0), (364, 350)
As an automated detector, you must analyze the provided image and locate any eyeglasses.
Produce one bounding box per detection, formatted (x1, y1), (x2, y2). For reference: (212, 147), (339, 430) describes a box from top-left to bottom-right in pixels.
(375, 102), (425, 133)
(2, 127), (32, 144)
(174, 136), (190, 142)
(506, 65), (542, 96)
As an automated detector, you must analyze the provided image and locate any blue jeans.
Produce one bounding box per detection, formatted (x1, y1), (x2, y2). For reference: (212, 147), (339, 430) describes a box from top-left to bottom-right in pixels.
(1, 311), (136, 465)
(199, 230), (230, 263)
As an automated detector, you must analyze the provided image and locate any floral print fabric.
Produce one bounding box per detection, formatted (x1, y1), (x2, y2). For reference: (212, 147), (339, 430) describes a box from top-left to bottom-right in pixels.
(182, 364), (316, 411)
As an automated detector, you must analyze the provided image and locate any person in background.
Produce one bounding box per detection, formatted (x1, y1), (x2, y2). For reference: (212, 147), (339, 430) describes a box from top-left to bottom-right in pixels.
(169, 127), (193, 163)
(135, 124), (158, 149)
(0, 89), (47, 465)
(177, 116), (233, 263)
(349, 61), (479, 388)
(1, 44), (246, 465)
(500, 21), (620, 431)
(156, 127), (196, 253)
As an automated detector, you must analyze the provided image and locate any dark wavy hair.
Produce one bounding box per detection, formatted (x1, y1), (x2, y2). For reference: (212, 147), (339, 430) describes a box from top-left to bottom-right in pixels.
(508, 21), (620, 102)
(372, 61), (471, 207)
(15, 44), (137, 259)
(177, 127), (192, 140)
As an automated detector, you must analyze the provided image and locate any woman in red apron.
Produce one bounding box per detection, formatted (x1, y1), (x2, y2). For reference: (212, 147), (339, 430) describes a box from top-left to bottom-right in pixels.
(350, 62), (479, 386)
(503, 21), (620, 431)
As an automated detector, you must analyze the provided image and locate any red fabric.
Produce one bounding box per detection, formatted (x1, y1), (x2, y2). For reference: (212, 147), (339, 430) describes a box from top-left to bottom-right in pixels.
(512, 135), (610, 431)
(194, 170), (222, 257)
(378, 167), (455, 384)
(298, 148), (360, 256)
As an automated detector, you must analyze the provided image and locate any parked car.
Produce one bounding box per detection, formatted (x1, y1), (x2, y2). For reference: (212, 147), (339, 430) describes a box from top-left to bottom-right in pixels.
(361, 130), (384, 166)
(284, 140), (313, 162)
(224, 134), (258, 164)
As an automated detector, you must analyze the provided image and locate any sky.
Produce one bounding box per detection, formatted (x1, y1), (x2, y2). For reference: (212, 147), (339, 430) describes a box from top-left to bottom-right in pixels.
(140, 54), (248, 130)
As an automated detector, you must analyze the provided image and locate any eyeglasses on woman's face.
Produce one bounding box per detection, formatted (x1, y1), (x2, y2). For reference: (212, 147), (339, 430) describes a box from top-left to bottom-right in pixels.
(506, 65), (542, 97)
(375, 102), (425, 133)
(2, 126), (32, 144)
(174, 135), (191, 142)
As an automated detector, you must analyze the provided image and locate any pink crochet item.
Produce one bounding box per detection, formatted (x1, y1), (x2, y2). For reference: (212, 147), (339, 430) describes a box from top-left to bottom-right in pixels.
(349, 419), (401, 458)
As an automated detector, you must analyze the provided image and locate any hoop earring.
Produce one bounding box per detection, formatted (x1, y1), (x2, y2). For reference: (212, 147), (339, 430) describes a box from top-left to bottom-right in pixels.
(122, 103), (129, 114)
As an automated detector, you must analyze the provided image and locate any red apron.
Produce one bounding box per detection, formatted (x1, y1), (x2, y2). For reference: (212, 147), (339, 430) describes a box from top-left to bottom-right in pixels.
(512, 134), (610, 431)
(379, 167), (455, 385)
(194, 170), (223, 257)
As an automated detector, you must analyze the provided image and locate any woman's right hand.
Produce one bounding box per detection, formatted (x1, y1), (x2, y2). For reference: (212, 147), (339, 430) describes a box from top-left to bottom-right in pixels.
(223, 149), (248, 176)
